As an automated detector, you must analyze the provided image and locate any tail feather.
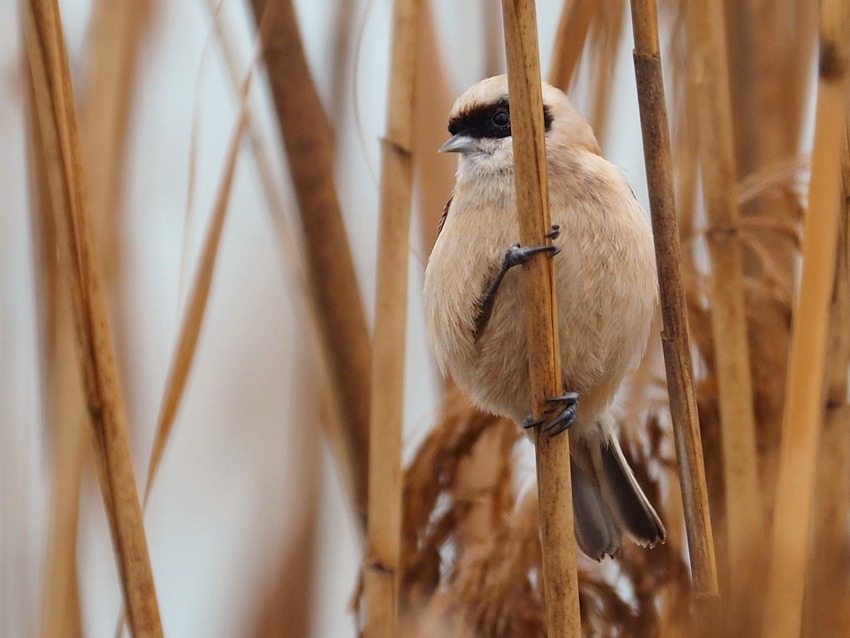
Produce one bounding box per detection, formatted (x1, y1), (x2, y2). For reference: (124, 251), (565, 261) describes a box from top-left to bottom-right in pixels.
(598, 437), (666, 546)
(570, 434), (666, 560)
(571, 462), (620, 560)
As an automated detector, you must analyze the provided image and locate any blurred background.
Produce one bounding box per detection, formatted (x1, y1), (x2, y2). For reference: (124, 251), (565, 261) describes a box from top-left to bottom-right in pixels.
(3, 0), (845, 637)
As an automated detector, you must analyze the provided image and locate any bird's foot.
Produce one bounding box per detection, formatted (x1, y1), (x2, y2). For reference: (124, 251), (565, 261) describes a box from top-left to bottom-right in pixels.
(503, 225), (561, 269)
(521, 391), (580, 437)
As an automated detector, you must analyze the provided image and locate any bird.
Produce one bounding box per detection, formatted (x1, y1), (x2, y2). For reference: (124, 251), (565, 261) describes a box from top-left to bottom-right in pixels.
(423, 75), (666, 560)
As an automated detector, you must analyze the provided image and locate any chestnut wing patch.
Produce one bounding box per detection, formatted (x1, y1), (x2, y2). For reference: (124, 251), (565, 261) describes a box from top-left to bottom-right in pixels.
(437, 194), (452, 238)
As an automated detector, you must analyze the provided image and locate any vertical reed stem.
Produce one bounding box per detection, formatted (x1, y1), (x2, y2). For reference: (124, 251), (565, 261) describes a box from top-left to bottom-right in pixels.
(763, 4), (848, 634)
(501, 1), (581, 635)
(802, 117), (850, 634)
(362, 0), (420, 635)
(686, 0), (765, 620)
(629, 0), (720, 602)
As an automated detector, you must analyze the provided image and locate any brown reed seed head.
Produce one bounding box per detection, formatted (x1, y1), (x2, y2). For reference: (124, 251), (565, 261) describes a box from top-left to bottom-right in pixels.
(398, 387), (691, 637)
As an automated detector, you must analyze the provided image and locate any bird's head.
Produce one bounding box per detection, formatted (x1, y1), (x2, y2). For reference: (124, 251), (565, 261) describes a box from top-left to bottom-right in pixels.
(440, 75), (599, 178)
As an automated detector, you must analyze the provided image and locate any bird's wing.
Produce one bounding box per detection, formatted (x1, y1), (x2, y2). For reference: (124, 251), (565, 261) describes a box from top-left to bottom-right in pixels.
(437, 193), (453, 238)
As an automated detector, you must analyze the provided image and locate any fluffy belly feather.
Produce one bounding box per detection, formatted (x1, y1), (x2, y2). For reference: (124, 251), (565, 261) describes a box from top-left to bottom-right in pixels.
(423, 180), (656, 433)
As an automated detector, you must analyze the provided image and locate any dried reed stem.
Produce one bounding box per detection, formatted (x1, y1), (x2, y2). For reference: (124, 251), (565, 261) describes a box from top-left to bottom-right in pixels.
(500, 1), (581, 635)
(762, 4), (849, 634)
(362, 0), (420, 634)
(22, 1), (162, 636)
(548, 0), (596, 91)
(802, 117), (850, 634)
(685, 0), (764, 615)
(250, 0), (372, 531)
(629, 0), (719, 601)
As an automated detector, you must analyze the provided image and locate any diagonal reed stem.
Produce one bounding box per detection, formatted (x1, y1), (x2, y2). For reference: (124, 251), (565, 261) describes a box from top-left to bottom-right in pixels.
(629, 0), (719, 605)
(249, 0), (373, 532)
(501, 1), (581, 635)
(22, 1), (162, 635)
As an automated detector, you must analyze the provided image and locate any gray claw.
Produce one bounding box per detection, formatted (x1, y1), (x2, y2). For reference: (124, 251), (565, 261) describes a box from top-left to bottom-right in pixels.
(521, 414), (545, 430)
(504, 243), (560, 269)
(521, 392), (581, 438)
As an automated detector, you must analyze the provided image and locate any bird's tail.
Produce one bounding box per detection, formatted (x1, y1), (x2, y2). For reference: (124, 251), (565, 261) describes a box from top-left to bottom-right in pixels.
(570, 434), (666, 560)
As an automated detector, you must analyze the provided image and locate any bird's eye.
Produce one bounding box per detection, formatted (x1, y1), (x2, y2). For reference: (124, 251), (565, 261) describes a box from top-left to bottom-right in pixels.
(492, 110), (509, 127)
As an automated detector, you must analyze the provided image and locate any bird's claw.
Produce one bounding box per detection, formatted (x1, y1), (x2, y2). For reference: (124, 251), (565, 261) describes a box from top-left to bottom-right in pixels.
(521, 392), (580, 438)
(504, 243), (560, 269)
(504, 225), (561, 268)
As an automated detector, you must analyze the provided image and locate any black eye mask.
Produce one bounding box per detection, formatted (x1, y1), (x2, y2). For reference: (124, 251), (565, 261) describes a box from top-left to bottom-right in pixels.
(448, 97), (553, 140)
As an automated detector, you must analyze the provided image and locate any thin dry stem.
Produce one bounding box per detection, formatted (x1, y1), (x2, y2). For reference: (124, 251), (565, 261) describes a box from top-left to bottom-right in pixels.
(500, 1), (581, 635)
(22, 1), (162, 635)
(762, 4), (849, 634)
(362, 0), (420, 634)
(629, 0), (719, 602)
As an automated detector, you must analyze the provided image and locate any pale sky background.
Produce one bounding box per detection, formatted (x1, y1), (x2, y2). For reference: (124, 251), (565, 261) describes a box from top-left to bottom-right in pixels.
(0, 1), (653, 636)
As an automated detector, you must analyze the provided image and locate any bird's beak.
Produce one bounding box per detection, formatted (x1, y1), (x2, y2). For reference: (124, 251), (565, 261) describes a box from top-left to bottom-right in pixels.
(439, 134), (477, 154)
